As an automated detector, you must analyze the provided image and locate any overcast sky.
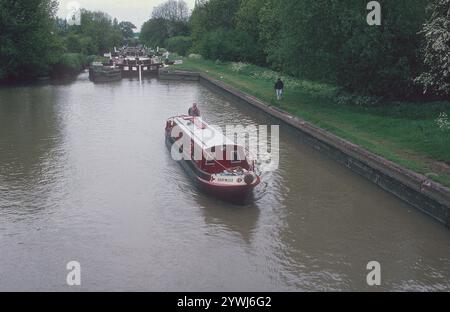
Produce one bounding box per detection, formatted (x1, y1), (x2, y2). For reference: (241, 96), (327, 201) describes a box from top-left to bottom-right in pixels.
(57, 0), (196, 30)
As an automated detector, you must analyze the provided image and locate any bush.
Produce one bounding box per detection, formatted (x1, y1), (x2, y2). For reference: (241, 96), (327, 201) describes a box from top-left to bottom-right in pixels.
(415, 0), (450, 97)
(64, 33), (98, 56)
(167, 36), (192, 56)
(52, 53), (87, 75)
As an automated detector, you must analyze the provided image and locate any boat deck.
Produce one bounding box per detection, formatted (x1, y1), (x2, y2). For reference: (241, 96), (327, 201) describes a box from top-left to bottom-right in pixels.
(174, 116), (237, 151)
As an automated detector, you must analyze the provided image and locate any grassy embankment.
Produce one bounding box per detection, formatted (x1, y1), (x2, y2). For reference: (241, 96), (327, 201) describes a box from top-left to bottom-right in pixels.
(173, 56), (450, 187)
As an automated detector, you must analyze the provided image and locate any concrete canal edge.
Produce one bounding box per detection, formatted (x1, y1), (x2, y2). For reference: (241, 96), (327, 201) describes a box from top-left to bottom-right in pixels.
(159, 69), (450, 228)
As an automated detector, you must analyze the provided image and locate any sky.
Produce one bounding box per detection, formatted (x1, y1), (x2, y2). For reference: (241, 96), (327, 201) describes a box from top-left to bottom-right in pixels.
(56, 0), (196, 31)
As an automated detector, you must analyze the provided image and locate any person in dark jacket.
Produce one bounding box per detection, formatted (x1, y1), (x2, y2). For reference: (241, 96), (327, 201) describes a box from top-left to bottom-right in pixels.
(274, 78), (284, 100)
(188, 103), (201, 117)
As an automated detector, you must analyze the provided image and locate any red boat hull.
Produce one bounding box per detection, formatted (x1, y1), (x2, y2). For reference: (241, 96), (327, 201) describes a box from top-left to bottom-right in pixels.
(165, 135), (259, 204)
(195, 174), (260, 204)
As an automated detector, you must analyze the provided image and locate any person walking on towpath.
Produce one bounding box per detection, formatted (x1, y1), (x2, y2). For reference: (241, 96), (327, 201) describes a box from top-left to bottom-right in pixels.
(274, 78), (284, 101)
(188, 103), (201, 117)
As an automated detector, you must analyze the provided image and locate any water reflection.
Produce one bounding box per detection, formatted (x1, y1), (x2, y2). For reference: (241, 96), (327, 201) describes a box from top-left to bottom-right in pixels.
(198, 197), (260, 244)
(0, 85), (66, 219)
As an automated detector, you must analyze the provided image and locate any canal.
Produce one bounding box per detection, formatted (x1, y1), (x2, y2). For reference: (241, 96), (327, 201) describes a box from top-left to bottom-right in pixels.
(0, 72), (449, 291)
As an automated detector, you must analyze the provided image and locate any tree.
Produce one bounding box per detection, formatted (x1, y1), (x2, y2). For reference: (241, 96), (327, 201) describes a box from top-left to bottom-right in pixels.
(140, 0), (190, 48)
(167, 36), (192, 56)
(416, 0), (450, 96)
(62, 9), (124, 54)
(236, 0), (265, 41)
(0, 2), (133, 81)
(78, 10), (122, 53)
(0, 0), (63, 80)
(257, 0), (429, 97)
(190, 0), (241, 54)
(235, 0), (268, 64)
(140, 18), (169, 48)
(190, 0), (240, 31)
(334, 0), (429, 97)
(119, 21), (137, 40)
(196, 28), (258, 62)
(258, 0), (281, 68)
(152, 0), (190, 22)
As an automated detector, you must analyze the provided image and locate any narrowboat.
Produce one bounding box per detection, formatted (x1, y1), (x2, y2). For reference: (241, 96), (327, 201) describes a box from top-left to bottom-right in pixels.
(165, 115), (261, 203)
(89, 62), (122, 83)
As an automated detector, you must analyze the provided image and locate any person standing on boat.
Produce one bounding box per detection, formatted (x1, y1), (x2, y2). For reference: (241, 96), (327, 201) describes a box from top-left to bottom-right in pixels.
(188, 103), (201, 117)
(274, 78), (284, 100)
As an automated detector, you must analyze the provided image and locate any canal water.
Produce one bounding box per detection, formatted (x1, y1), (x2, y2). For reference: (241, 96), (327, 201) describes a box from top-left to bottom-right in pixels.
(0, 72), (449, 291)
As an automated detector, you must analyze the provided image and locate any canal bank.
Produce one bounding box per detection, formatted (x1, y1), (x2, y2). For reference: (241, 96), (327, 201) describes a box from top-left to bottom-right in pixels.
(160, 69), (450, 228)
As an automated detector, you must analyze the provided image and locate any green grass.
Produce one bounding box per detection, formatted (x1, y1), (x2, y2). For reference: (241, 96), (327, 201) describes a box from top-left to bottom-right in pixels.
(173, 57), (450, 187)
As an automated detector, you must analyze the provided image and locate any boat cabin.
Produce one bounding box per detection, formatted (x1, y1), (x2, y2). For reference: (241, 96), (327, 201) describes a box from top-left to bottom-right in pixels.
(168, 116), (253, 174)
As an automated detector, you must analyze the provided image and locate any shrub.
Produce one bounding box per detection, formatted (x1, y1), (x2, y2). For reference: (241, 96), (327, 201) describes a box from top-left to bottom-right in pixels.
(52, 53), (87, 75)
(167, 36), (192, 56)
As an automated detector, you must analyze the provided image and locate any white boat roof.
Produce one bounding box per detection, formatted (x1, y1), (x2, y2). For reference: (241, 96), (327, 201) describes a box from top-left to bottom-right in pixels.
(174, 116), (238, 150)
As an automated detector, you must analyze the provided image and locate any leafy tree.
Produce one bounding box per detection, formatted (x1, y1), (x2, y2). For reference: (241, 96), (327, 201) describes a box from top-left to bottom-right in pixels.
(0, 2), (136, 81)
(235, 0), (267, 64)
(119, 21), (137, 40)
(256, 0), (429, 97)
(60, 9), (124, 55)
(78, 10), (122, 53)
(52, 53), (87, 75)
(167, 36), (192, 56)
(236, 0), (265, 40)
(140, 0), (190, 48)
(196, 28), (258, 62)
(140, 18), (169, 48)
(166, 20), (190, 37)
(0, 0), (63, 80)
(190, 0), (242, 55)
(258, 0), (281, 69)
(191, 0), (267, 63)
(335, 0), (428, 97)
(189, 1), (209, 45)
(416, 0), (450, 96)
(190, 0), (240, 34)
(64, 33), (97, 55)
